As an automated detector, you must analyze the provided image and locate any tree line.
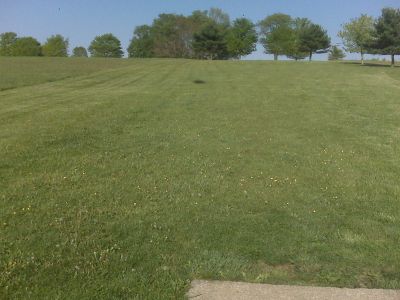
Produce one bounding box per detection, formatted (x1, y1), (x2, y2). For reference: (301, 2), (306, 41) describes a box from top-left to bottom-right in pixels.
(1, 7), (399, 65)
(127, 8), (257, 60)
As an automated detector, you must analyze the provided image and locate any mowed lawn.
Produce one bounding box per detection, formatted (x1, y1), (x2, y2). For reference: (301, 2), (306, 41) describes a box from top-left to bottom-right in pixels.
(1, 58), (400, 299)
(0, 57), (131, 91)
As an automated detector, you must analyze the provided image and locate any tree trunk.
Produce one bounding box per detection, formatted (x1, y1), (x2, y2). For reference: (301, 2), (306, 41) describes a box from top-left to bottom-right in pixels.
(309, 51), (312, 61)
(361, 51), (364, 65)
(391, 54), (395, 67)
(274, 53), (278, 61)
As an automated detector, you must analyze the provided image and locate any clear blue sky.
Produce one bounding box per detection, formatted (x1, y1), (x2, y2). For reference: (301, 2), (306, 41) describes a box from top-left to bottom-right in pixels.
(1, 0), (399, 60)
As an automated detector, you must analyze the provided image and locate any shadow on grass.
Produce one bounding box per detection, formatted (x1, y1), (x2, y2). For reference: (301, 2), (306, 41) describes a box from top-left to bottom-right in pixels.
(193, 80), (206, 84)
(341, 61), (399, 68)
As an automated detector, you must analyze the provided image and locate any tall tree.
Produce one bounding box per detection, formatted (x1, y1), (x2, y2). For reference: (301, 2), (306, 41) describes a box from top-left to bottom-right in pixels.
(226, 18), (257, 59)
(127, 25), (154, 58)
(0, 32), (17, 56)
(186, 10), (215, 57)
(285, 18), (309, 61)
(11, 37), (41, 56)
(371, 8), (400, 67)
(151, 14), (194, 58)
(42, 34), (69, 57)
(72, 46), (88, 57)
(88, 33), (123, 58)
(338, 15), (375, 65)
(298, 20), (331, 61)
(328, 46), (346, 60)
(259, 13), (293, 60)
(193, 23), (228, 60)
(125, 8), (232, 60)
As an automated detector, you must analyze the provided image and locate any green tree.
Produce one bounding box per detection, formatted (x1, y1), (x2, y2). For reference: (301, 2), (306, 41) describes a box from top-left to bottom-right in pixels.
(328, 46), (346, 60)
(72, 46), (88, 57)
(193, 23), (228, 60)
(11, 37), (41, 56)
(338, 15), (375, 65)
(187, 10), (216, 57)
(298, 21), (331, 61)
(0, 32), (17, 56)
(42, 34), (69, 57)
(127, 11), (213, 59)
(285, 18), (309, 61)
(88, 33), (123, 58)
(226, 18), (257, 59)
(151, 14), (194, 58)
(371, 8), (400, 67)
(188, 10), (212, 30)
(286, 47), (308, 60)
(127, 25), (154, 58)
(125, 8), (232, 59)
(259, 13), (293, 60)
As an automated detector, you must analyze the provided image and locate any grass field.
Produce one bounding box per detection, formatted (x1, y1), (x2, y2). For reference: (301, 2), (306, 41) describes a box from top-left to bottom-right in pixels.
(0, 57), (131, 91)
(1, 58), (400, 299)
